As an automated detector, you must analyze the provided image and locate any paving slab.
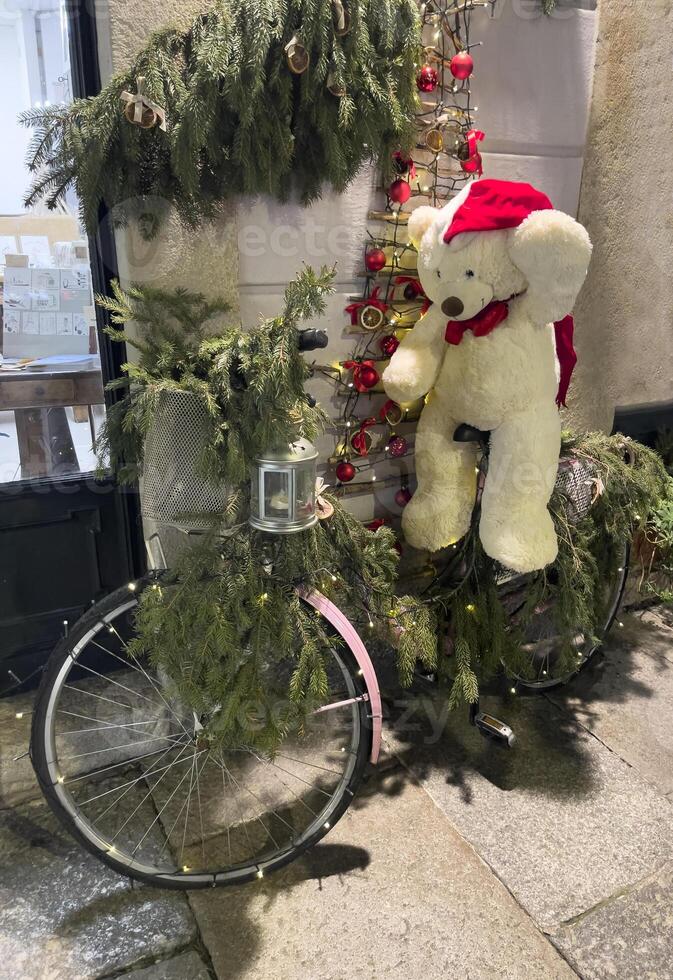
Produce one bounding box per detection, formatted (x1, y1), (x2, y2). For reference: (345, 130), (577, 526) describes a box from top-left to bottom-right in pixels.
(0, 797), (196, 980)
(547, 612), (673, 795)
(0, 689), (39, 808)
(552, 860), (673, 980)
(188, 773), (576, 980)
(384, 687), (673, 932)
(119, 949), (212, 980)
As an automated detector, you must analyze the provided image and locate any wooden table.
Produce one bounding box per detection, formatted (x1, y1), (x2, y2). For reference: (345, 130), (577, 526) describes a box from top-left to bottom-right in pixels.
(0, 366), (105, 478)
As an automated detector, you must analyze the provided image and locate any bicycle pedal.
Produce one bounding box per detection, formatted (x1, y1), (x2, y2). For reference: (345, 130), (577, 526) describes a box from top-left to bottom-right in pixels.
(474, 711), (516, 748)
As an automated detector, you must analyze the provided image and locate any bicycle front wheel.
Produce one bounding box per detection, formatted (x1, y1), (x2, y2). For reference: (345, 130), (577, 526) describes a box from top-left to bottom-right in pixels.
(31, 580), (371, 889)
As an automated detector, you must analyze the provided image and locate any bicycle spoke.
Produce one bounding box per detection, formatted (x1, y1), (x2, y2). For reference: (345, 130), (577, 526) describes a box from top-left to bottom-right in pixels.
(94, 630), (192, 740)
(66, 658), (163, 711)
(111, 741), (195, 844)
(132, 747), (209, 859)
(59, 731), (187, 763)
(245, 749), (320, 818)
(79, 738), (191, 808)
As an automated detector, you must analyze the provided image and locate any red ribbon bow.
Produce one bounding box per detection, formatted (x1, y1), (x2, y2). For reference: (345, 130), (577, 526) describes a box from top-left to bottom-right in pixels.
(444, 301), (577, 406)
(444, 300), (510, 345)
(462, 129), (485, 176)
(393, 151), (417, 179)
(351, 416), (377, 456)
(344, 286), (388, 326)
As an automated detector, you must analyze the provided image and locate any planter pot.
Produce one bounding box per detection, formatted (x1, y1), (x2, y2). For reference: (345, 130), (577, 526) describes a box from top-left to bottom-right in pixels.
(141, 389), (226, 530)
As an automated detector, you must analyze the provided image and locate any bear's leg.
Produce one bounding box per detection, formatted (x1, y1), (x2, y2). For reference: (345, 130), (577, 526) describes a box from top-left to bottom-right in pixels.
(479, 402), (561, 573)
(402, 398), (478, 552)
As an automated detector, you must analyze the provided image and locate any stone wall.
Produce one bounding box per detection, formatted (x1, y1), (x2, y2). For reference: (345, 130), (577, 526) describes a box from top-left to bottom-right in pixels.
(569, 0), (673, 433)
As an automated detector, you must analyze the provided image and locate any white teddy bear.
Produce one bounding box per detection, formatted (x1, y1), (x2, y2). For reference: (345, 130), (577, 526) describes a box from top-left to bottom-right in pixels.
(382, 179), (592, 573)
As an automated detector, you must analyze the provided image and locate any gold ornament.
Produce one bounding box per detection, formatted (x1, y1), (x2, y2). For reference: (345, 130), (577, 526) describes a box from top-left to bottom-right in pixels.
(358, 304), (385, 331)
(120, 76), (167, 131)
(425, 129), (443, 153)
(285, 36), (310, 74)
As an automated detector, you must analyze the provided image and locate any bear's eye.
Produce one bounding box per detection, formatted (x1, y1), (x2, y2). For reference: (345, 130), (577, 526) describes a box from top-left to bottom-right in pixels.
(465, 269), (475, 278)
(435, 269), (441, 279)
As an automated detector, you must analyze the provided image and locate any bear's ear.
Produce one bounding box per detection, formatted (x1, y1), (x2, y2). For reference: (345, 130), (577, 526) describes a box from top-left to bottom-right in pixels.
(407, 206), (438, 249)
(507, 210), (592, 323)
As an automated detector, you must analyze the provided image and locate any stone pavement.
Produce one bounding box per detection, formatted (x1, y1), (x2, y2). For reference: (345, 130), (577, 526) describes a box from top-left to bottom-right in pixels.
(0, 608), (672, 979)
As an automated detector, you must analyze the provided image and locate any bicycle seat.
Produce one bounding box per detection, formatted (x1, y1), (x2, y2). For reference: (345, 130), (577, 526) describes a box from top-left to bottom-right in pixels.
(453, 423), (491, 446)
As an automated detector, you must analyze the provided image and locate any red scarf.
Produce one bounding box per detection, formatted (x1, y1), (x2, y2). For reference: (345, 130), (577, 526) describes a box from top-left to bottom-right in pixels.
(444, 301), (577, 408)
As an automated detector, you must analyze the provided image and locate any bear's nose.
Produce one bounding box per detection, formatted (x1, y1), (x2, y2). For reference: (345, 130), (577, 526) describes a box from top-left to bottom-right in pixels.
(441, 296), (464, 317)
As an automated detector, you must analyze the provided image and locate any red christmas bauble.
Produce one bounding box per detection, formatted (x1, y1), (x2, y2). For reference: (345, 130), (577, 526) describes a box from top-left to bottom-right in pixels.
(388, 435), (408, 458)
(395, 486), (412, 507)
(460, 154), (482, 174)
(379, 334), (400, 357)
(450, 52), (474, 80)
(365, 248), (387, 272)
(336, 460), (356, 483)
(416, 65), (438, 92)
(389, 179), (411, 204)
(358, 364), (380, 389)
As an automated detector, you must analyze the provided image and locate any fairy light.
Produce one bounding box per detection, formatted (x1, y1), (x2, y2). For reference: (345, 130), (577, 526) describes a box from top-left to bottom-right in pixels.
(259, 592), (269, 602)
(465, 603), (476, 613)
(15, 712), (23, 720)
(510, 687), (516, 695)
(128, 582), (137, 591)
(257, 868), (264, 879)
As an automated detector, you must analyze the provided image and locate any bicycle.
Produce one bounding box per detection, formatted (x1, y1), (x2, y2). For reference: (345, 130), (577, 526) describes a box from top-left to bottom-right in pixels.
(30, 342), (629, 890)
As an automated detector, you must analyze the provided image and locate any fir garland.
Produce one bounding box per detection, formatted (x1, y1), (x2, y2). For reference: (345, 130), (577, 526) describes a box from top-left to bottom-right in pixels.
(131, 499), (436, 752)
(431, 432), (671, 704)
(95, 266), (331, 484)
(20, 0), (420, 237)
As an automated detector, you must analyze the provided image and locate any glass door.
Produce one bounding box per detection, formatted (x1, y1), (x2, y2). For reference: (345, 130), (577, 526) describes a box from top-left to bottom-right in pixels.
(0, 0), (143, 690)
(0, 0), (104, 480)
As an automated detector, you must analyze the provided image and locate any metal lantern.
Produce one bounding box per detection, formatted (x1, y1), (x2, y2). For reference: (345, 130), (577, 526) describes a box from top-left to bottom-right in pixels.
(249, 439), (319, 534)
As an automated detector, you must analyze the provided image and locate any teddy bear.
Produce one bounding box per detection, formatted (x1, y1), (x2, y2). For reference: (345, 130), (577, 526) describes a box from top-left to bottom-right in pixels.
(382, 178), (592, 573)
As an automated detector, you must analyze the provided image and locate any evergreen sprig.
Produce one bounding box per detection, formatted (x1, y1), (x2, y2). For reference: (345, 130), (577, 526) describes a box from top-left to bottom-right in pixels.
(132, 496), (436, 752)
(95, 266), (332, 485)
(431, 432), (671, 703)
(20, 0), (420, 238)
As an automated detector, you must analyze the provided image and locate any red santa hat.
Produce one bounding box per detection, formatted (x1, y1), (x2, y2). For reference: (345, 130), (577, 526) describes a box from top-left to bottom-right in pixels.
(443, 179), (554, 245)
(442, 178), (577, 407)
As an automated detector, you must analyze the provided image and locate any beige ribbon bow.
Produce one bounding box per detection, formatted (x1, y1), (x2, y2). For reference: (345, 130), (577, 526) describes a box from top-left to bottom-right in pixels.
(315, 478), (334, 519)
(332, 0), (346, 31)
(120, 76), (167, 131)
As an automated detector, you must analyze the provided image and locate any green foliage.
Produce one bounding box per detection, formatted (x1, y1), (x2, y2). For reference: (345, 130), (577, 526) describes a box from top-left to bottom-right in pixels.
(21, 0), (420, 237)
(431, 432), (670, 703)
(95, 265), (332, 485)
(541, 0), (558, 12)
(132, 496), (436, 752)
